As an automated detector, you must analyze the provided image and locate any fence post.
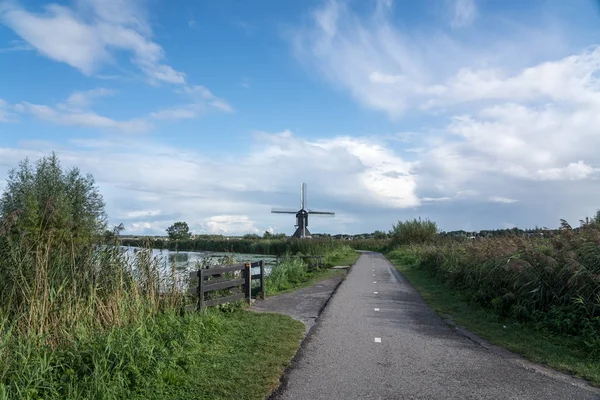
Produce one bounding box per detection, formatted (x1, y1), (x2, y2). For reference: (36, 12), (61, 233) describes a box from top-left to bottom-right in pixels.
(259, 260), (265, 300)
(244, 263), (252, 304)
(198, 269), (204, 311)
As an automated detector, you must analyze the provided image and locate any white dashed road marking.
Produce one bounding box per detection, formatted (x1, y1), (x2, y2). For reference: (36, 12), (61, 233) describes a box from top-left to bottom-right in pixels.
(374, 338), (381, 343)
(374, 308), (380, 311)
(374, 291), (378, 294)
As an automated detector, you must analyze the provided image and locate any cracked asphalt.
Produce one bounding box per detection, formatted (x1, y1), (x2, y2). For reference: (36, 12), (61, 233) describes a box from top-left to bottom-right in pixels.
(271, 252), (600, 400)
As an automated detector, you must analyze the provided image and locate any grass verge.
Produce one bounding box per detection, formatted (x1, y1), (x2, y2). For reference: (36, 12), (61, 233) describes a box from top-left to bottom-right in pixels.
(333, 250), (360, 267)
(0, 309), (304, 400)
(265, 268), (346, 297)
(162, 309), (304, 400)
(264, 247), (359, 297)
(387, 252), (600, 387)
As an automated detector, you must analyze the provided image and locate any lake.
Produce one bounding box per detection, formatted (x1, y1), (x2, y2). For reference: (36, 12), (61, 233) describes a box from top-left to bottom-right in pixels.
(122, 246), (278, 285)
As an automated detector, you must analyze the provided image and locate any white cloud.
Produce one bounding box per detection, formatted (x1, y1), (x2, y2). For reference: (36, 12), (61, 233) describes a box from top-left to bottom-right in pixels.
(0, 99), (10, 122)
(538, 161), (597, 181)
(425, 46), (600, 107)
(490, 197), (518, 204)
(128, 221), (155, 232)
(0, 131), (417, 235)
(0, 0), (185, 84)
(148, 107), (200, 121)
(293, 2), (600, 181)
(201, 215), (260, 235)
(450, 0), (477, 28)
(0, 39), (32, 53)
(291, 0), (578, 119)
(149, 85), (233, 120)
(122, 209), (163, 219)
(62, 88), (114, 110)
(10, 85), (231, 132)
(287, 0), (600, 230)
(15, 91), (152, 133)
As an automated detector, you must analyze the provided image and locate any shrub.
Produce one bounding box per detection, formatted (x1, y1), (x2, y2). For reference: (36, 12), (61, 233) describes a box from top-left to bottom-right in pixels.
(265, 257), (308, 294)
(390, 217), (437, 246)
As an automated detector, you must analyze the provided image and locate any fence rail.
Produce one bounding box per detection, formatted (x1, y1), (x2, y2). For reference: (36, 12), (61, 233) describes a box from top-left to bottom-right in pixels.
(188, 260), (265, 311)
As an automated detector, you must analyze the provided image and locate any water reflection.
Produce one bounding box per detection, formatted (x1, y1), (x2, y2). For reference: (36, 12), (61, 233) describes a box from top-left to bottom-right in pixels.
(123, 246), (277, 279)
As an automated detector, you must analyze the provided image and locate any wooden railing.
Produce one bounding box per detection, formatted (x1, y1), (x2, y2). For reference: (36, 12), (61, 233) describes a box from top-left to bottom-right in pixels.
(188, 261), (265, 311)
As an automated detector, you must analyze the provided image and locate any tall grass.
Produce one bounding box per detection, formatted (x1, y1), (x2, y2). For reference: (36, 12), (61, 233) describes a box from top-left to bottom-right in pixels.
(0, 227), (194, 398)
(389, 223), (600, 356)
(265, 257), (309, 295)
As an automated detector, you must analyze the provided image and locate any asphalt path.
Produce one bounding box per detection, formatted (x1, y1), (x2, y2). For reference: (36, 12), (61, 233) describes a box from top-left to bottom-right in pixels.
(250, 274), (345, 335)
(272, 252), (600, 400)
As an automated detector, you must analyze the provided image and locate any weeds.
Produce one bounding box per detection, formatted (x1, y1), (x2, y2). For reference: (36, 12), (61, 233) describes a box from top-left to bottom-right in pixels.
(389, 223), (600, 356)
(265, 257), (309, 294)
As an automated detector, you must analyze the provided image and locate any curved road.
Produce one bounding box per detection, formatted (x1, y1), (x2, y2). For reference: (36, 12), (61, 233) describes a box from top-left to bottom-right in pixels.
(272, 252), (600, 400)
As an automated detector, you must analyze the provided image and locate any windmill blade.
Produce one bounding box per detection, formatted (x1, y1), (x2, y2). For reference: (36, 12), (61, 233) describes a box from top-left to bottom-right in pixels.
(271, 207), (298, 214)
(301, 182), (306, 210)
(307, 210), (335, 215)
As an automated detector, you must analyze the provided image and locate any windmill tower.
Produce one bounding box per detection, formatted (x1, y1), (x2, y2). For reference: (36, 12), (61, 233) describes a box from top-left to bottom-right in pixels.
(271, 183), (335, 239)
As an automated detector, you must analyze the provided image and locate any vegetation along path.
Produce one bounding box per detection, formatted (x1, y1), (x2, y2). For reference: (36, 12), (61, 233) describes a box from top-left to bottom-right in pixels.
(271, 252), (600, 400)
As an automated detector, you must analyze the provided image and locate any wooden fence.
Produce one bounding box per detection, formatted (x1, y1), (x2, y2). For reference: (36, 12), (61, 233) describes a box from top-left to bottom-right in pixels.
(188, 260), (265, 311)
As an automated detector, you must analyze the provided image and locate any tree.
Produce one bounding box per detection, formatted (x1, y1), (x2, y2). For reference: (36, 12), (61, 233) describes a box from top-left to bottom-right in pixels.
(166, 221), (192, 240)
(103, 223), (125, 243)
(373, 230), (388, 240)
(0, 152), (107, 247)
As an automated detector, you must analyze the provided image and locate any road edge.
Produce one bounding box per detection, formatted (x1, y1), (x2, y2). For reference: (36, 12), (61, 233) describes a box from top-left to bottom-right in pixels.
(266, 255), (360, 400)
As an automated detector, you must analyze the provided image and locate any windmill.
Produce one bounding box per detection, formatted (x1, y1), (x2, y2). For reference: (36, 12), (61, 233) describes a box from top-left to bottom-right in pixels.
(271, 183), (335, 239)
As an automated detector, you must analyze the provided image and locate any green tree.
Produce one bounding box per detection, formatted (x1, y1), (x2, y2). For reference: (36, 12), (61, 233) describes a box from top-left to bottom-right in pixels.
(373, 230), (388, 240)
(0, 152), (107, 247)
(166, 221), (192, 240)
(0, 153), (108, 318)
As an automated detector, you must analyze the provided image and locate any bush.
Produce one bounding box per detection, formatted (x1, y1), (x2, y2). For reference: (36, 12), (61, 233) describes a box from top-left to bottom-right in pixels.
(0, 154), (196, 398)
(265, 257), (308, 294)
(390, 217), (437, 246)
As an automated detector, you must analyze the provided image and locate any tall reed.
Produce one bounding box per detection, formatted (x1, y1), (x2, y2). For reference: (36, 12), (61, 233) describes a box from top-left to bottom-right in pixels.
(390, 223), (600, 355)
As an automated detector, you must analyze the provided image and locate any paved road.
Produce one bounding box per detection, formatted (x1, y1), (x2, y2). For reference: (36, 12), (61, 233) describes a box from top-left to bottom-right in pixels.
(272, 252), (600, 400)
(250, 274), (345, 335)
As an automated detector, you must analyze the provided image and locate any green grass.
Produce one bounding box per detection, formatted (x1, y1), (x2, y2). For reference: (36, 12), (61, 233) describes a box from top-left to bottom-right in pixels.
(265, 268), (346, 297)
(333, 249), (360, 267)
(263, 248), (358, 297)
(387, 252), (600, 387)
(0, 309), (304, 400)
(151, 310), (304, 400)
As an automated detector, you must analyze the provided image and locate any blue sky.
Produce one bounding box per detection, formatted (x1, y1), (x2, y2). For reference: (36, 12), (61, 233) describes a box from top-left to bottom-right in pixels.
(1, 0), (600, 236)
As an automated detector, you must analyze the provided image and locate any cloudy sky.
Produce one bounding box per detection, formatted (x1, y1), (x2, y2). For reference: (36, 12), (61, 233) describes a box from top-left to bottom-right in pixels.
(1, 0), (599, 236)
